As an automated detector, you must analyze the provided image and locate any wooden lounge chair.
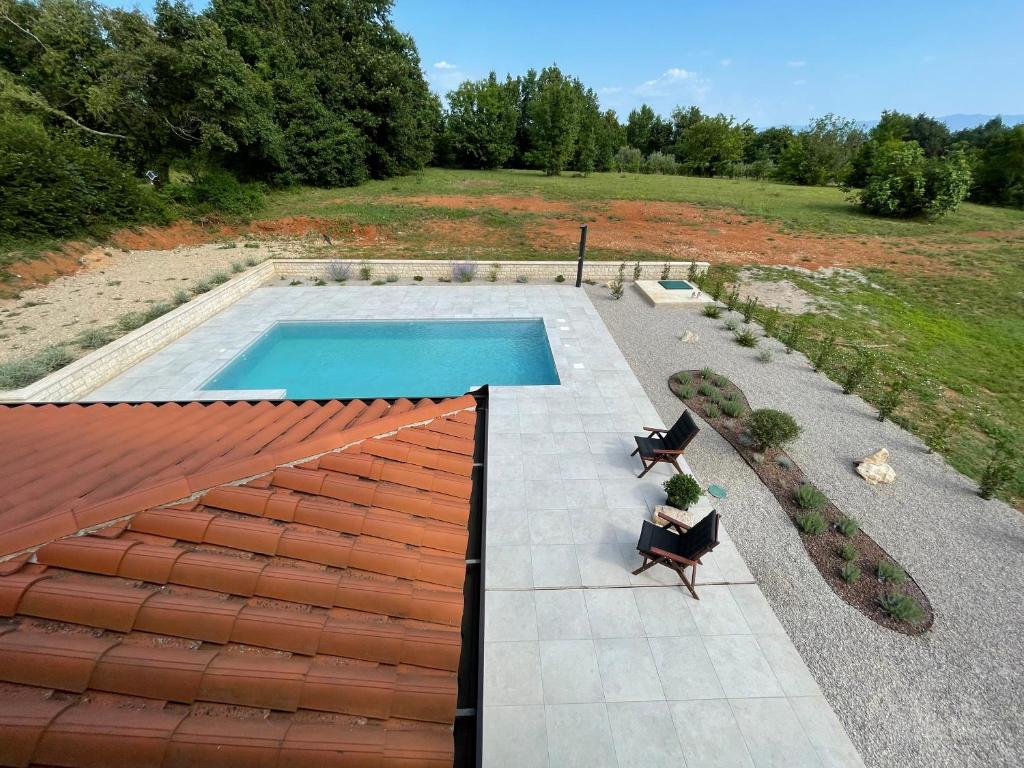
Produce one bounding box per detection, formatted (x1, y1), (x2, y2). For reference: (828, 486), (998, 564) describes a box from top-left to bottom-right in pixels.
(632, 510), (720, 599)
(631, 411), (699, 478)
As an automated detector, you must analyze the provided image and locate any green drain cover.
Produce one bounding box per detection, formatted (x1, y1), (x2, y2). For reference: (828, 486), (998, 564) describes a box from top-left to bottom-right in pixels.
(707, 484), (727, 499)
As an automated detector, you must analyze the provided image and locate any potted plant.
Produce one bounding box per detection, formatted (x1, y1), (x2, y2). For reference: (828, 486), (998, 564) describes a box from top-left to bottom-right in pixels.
(664, 473), (702, 510)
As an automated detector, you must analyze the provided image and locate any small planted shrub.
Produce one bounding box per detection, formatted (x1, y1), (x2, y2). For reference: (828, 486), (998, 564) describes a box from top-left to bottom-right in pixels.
(794, 483), (828, 511)
(725, 285), (741, 312)
(677, 385), (696, 399)
(358, 261), (372, 280)
(371, 279), (386, 286)
(230, 261), (244, 273)
(712, 374), (729, 388)
(741, 296), (759, 323)
(386, 273), (399, 283)
(609, 262), (625, 298)
(687, 260), (698, 281)
(516, 275), (529, 284)
(759, 306), (781, 336)
(758, 349), (773, 364)
(243, 241), (260, 249)
(555, 274), (565, 283)
(452, 262), (477, 282)
(783, 316), (808, 353)
(879, 591), (925, 624)
(674, 372), (692, 386)
(796, 510), (827, 535)
(74, 327), (114, 349)
(190, 279), (213, 295)
(839, 563), (862, 584)
(841, 348), (876, 395)
(700, 366), (715, 378)
(633, 261), (642, 280)
(704, 403), (720, 419)
(314, 278), (326, 286)
(702, 304), (722, 318)
(326, 261), (351, 282)
(978, 440), (1018, 500)
(661, 262), (671, 280)
(838, 542), (859, 562)
(117, 311), (148, 332)
(0, 345), (75, 389)
(209, 272), (230, 285)
(487, 263), (501, 282)
(610, 281), (624, 299)
(724, 318), (739, 331)
(877, 560), (906, 584)
(414, 275), (424, 281)
(697, 382), (718, 398)
(835, 516), (859, 537)
(925, 410), (964, 455)
(812, 331), (838, 371)
(289, 279), (302, 286)
(709, 281), (724, 301)
(664, 473), (702, 510)
(775, 455), (794, 470)
(747, 409), (802, 450)
(734, 328), (759, 347)
(244, 256), (258, 267)
(172, 289), (191, 306)
(722, 400), (744, 418)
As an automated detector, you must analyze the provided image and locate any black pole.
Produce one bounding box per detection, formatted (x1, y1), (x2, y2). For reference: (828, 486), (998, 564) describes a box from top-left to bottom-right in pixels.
(575, 224), (588, 287)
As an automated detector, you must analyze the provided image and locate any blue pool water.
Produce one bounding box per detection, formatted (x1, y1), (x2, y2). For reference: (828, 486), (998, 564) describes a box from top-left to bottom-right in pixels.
(659, 280), (696, 290)
(203, 319), (560, 398)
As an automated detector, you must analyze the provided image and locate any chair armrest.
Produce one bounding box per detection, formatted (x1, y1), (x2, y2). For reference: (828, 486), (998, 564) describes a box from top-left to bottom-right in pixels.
(652, 447), (685, 456)
(656, 511), (693, 532)
(643, 426), (668, 435)
(650, 546), (698, 567)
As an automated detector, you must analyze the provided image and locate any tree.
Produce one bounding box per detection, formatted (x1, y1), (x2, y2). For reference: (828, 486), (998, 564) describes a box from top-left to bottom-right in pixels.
(673, 110), (749, 176)
(744, 126), (794, 164)
(445, 72), (518, 169)
(614, 145), (642, 173)
(872, 110), (951, 157)
(854, 139), (971, 218)
(625, 104), (657, 155)
(777, 114), (864, 185)
(972, 125), (1024, 207)
(525, 65), (581, 175)
(593, 110), (624, 172)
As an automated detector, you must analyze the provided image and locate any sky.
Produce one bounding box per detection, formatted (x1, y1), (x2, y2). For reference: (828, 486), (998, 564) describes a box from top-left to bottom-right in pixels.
(100, 0), (1024, 127)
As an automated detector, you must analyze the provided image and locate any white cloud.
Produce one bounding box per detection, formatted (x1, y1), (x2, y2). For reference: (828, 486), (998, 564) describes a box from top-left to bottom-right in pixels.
(786, 60), (807, 68)
(634, 67), (699, 95)
(720, 58), (732, 67)
(433, 61), (457, 70)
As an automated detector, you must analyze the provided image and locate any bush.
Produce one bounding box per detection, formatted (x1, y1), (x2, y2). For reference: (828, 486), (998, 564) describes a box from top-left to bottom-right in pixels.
(794, 483), (827, 510)
(661, 263), (671, 280)
(414, 275), (424, 282)
(841, 348), (876, 394)
(724, 318), (739, 331)
(358, 262), (373, 280)
(326, 261), (351, 282)
(191, 279), (213, 295)
(117, 312), (148, 332)
(838, 543), (859, 562)
(664, 473), (702, 509)
(165, 168), (265, 219)
(725, 285), (741, 312)
(747, 409), (802, 450)
(709, 281), (724, 301)
(759, 306), (781, 337)
(877, 374), (909, 422)
(633, 261), (642, 280)
(877, 561), (906, 584)
(812, 332), (838, 371)
(172, 289), (191, 306)
(700, 366), (715, 378)
(702, 304), (722, 318)
(677, 385), (695, 399)
(879, 591), (925, 624)
(712, 375), (729, 388)
(644, 151), (678, 175)
(371, 279), (386, 285)
(796, 510), (827, 535)
(839, 563), (861, 584)
(0, 344), (75, 389)
(855, 140), (971, 218)
(741, 296), (759, 323)
(722, 400), (744, 418)
(0, 115), (166, 242)
(614, 145), (643, 173)
(697, 382), (719, 398)
(734, 328), (758, 347)
(704, 403), (720, 419)
(209, 272), (229, 285)
(230, 261), (244, 273)
(978, 440), (1018, 500)
(386, 273), (399, 283)
(674, 372), (692, 386)
(783, 317), (807, 353)
(835, 516), (859, 537)
(452, 262), (477, 282)
(775, 455), (794, 470)
(758, 349), (773, 364)
(555, 274), (565, 283)
(487, 263), (501, 282)
(74, 328), (114, 349)
(517, 275), (529, 284)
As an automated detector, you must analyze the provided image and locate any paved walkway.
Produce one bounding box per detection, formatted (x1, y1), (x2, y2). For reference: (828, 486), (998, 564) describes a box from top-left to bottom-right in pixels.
(86, 285), (864, 768)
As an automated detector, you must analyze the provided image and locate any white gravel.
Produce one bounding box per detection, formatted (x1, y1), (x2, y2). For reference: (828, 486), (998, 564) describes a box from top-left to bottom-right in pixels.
(587, 283), (1024, 768)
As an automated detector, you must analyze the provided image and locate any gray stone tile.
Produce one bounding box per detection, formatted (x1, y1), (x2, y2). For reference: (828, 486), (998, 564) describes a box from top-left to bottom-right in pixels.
(703, 635), (784, 699)
(525, 479), (567, 510)
(562, 479), (608, 509)
(575, 544), (631, 587)
(606, 701), (685, 768)
(529, 508), (574, 544)
(669, 699), (755, 768)
(487, 545), (533, 588)
(540, 639), (604, 704)
(545, 703), (617, 768)
(648, 635), (725, 700)
(558, 452), (600, 480)
(531, 544), (582, 588)
(730, 585), (786, 634)
(535, 589), (592, 640)
(729, 697), (822, 768)
(485, 590), (538, 642)
(484, 641), (543, 705)
(584, 588), (644, 638)
(486, 509), (530, 546)
(687, 585), (752, 635)
(594, 638), (664, 702)
(755, 634), (822, 697)
(790, 696), (866, 768)
(633, 587), (699, 636)
(585, 432), (633, 455)
(483, 705), (549, 768)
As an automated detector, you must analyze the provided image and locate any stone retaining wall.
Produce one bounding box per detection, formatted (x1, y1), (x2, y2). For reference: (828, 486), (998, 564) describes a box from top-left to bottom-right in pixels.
(272, 258), (709, 283)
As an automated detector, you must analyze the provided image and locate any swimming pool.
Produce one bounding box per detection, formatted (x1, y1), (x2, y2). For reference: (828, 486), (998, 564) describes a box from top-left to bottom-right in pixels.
(202, 319), (560, 398)
(658, 280), (696, 290)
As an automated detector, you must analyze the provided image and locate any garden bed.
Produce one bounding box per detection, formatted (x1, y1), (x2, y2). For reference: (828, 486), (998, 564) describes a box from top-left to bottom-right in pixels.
(671, 369), (933, 635)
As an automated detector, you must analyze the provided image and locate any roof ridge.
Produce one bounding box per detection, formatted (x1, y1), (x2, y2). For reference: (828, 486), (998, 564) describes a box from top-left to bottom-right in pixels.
(0, 395), (477, 560)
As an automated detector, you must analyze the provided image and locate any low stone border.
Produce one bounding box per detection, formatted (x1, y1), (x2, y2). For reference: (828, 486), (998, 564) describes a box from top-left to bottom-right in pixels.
(671, 369), (934, 635)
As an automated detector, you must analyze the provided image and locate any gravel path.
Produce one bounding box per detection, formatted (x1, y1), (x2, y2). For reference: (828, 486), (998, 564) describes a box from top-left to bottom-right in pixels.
(587, 283), (1024, 768)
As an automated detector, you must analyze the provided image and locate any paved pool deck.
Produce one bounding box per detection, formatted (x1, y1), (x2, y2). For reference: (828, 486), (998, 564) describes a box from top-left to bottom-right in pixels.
(88, 285), (864, 768)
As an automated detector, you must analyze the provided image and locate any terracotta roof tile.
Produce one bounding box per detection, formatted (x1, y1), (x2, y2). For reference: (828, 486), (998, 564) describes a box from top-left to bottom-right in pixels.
(0, 397), (477, 767)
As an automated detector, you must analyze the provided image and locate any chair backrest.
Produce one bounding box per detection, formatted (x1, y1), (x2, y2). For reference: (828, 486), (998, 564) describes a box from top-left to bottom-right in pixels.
(676, 511), (720, 560)
(663, 411), (699, 451)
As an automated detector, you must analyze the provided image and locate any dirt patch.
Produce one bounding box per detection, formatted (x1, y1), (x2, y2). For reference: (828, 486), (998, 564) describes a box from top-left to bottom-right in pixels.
(381, 193), (578, 215)
(671, 370), (933, 635)
(736, 269), (818, 313)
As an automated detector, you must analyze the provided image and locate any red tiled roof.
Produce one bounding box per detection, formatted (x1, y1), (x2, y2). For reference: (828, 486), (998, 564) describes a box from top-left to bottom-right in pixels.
(0, 396), (478, 768)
